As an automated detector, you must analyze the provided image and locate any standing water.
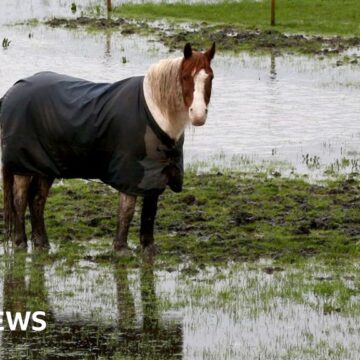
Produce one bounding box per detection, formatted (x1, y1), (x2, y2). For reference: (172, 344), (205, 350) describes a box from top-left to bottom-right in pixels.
(0, 2), (359, 359)
(1, 0), (360, 176)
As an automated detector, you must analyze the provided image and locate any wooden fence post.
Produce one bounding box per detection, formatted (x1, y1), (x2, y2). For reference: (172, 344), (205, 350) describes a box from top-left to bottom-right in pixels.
(271, 0), (276, 26)
(107, 0), (112, 12)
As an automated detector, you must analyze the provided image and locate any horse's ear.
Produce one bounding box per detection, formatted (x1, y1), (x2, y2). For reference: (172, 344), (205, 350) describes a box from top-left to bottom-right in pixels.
(184, 43), (192, 59)
(205, 42), (216, 61)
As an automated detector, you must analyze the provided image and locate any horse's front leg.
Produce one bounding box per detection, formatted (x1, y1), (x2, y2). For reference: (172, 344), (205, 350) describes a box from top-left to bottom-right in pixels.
(13, 175), (32, 249)
(140, 193), (159, 255)
(113, 192), (137, 253)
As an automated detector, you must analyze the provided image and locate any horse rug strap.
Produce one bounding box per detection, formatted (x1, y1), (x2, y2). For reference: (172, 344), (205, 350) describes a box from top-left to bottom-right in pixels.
(0, 72), (184, 196)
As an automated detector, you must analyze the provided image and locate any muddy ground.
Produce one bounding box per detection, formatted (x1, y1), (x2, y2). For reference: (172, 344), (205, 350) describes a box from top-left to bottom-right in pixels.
(43, 16), (360, 58)
(2, 171), (359, 267)
(1, 170), (359, 356)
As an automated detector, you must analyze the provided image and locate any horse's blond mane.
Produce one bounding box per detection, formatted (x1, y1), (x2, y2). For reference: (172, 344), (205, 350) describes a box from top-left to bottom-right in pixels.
(145, 57), (184, 117)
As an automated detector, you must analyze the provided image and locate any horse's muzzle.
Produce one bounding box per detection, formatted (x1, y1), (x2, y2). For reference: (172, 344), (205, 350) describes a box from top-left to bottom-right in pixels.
(191, 118), (206, 126)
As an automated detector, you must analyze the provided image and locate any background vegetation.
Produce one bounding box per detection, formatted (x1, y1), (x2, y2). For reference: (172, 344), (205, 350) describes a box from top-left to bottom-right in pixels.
(115, 0), (360, 36)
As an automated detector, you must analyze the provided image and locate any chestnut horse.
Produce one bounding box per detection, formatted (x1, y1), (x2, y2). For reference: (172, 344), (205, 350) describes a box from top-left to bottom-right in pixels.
(1, 42), (215, 254)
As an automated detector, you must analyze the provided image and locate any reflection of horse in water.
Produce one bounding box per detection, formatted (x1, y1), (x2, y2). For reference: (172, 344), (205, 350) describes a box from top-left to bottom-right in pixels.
(1, 256), (183, 359)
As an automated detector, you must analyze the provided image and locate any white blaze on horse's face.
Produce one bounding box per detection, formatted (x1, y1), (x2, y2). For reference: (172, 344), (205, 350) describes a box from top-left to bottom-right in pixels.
(180, 42), (215, 127)
(189, 69), (209, 126)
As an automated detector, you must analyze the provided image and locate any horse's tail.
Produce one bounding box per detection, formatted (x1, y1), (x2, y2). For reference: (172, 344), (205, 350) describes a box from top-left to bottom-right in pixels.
(1, 98), (15, 241)
(2, 166), (14, 241)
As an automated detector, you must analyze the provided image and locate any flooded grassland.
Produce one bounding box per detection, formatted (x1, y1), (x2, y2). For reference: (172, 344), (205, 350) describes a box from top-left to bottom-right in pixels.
(2, 0), (360, 178)
(0, 172), (360, 359)
(0, 1), (360, 359)
(43, 14), (360, 58)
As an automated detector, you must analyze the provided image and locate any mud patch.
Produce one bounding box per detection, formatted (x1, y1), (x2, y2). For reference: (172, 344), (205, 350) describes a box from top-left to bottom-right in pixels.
(161, 26), (360, 56)
(1, 171), (358, 265)
(42, 16), (360, 56)
(44, 16), (146, 35)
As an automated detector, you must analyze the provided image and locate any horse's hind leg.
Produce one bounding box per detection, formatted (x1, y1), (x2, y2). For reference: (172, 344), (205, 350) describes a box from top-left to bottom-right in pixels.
(13, 175), (32, 249)
(28, 176), (54, 249)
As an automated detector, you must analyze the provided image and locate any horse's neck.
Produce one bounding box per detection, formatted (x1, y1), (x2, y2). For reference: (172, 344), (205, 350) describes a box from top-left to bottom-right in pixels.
(143, 87), (189, 140)
(143, 58), (189, 141)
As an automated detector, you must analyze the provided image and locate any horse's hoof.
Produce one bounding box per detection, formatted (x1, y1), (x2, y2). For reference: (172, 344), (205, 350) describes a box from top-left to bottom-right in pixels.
(32, 236), (50, 250)
(33, 242), (50, 250)
(114, 246), (133, 257)
(14, 241), (27, 250)
(143, 244), (160, 257)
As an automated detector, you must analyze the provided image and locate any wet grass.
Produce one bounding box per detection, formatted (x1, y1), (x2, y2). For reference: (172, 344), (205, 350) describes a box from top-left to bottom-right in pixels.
(115, 0), (360, 36)
(2, 37), (11, 49)
(2, 254), (358, 359)
(1, 170), (359, 267)
(1, 169), (360, 358)
(39, 4), (360, 57)
(43, 14), (360, 56)
(107, 0), (360, 55)
(60, 171), (360, 264)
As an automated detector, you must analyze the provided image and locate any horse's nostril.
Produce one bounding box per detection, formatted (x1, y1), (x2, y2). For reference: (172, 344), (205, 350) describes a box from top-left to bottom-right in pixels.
(190, 108), (193, 112)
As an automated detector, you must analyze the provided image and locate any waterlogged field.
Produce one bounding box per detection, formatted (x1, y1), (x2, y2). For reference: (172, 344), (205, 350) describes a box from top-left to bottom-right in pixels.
(1, 254), (360, 359)
(2, 25), (360, 178)
(0, 172), (359, 359)
(1, 1), (360, 178)
(117, 0), (360, 36)
(0, 0), (360, 359)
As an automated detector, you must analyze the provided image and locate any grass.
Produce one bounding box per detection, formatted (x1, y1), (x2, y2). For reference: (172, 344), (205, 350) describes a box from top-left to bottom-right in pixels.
(40, 1), (360, 55)
(1, 170), (360, 358)
(1, 249), (359, 358)
(2, 170), (359, 266)
(115, 0), (360, 36)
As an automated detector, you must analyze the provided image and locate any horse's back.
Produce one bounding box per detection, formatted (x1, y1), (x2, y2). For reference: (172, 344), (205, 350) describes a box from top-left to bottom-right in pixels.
(0, 72), (145, 179)
(1, 72), (114, 139)
(0, 72), (183, 196)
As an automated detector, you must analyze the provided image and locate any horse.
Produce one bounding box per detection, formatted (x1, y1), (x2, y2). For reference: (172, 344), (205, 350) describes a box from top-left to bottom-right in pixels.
(0, 42), (215, 255)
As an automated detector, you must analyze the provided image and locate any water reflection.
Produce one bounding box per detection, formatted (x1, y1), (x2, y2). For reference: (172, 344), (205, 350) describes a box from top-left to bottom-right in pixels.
(1, 254), (183, 359)
(1, 254), (54, 359)
(270, 52), (277, 80)
(104, 31), (112, 58)
(114, 260), (183, 358)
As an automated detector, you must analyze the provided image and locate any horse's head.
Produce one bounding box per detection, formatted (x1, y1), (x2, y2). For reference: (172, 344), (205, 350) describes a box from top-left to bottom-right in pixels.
(180, 42), (215, 126)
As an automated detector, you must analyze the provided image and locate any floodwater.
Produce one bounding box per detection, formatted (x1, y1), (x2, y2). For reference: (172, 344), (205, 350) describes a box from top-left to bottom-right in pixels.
(0, 2), (360, 359)
(1, 0), (360, 177)
(0, 253), (359, 359)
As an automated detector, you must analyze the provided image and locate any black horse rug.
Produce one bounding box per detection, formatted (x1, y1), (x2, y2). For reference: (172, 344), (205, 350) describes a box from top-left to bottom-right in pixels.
(0, 72), (184, 196)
